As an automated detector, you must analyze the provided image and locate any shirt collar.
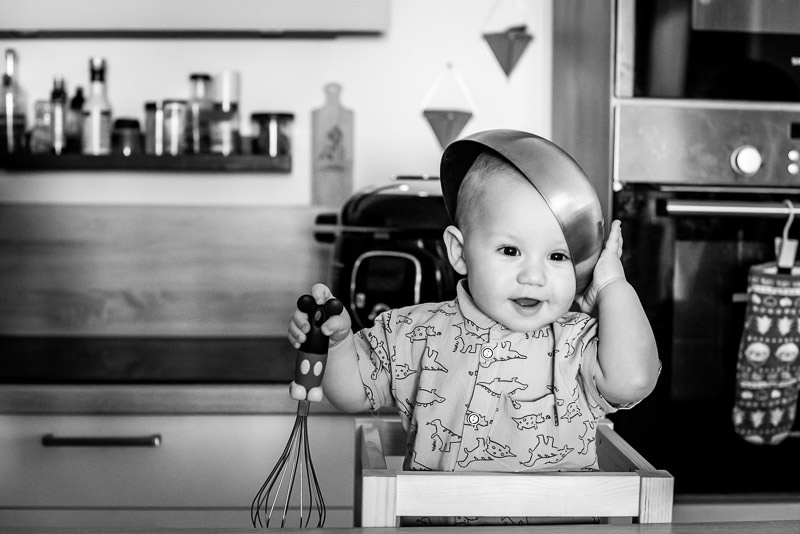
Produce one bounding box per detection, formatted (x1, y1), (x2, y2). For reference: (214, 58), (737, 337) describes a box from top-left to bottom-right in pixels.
(455, 278), (554, 337)
(455, 278), (501, 331)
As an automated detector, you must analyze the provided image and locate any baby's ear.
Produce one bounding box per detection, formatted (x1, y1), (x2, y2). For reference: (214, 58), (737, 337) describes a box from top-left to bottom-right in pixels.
(443, 225), (468, 275)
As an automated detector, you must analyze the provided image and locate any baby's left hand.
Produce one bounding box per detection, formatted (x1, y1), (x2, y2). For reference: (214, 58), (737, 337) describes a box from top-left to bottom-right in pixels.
(575, 219), (626, 313)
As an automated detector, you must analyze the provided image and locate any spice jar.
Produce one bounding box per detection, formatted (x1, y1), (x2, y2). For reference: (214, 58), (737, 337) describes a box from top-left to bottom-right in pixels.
(144, 101), (163, 155)
(251, 112), (293, 158)
(29, 100), (54, 154)
(163, 99), (188, 155)
(209, 102), (239, 156)
(111, 117), (143, 156)
(187, 73), (213, 154)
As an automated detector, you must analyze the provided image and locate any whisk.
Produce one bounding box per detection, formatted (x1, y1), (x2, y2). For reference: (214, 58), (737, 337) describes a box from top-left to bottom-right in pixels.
(251, 294), (343, 529)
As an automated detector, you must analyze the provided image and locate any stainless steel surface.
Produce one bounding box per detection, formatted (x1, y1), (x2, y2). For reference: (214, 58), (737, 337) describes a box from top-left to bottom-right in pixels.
(614, 0), (634, 98)
(664, 200), (800, 217)
(440, 129), (604, 294)
(614, 99), (800, 187)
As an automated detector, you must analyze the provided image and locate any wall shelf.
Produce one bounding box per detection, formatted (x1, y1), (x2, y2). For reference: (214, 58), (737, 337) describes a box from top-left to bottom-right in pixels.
(0, 154), (292, 173)
(0, 0), (390, 38)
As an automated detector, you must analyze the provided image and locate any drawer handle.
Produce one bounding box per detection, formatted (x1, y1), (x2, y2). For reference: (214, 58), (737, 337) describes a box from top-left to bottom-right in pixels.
(41, 433), (162, 447)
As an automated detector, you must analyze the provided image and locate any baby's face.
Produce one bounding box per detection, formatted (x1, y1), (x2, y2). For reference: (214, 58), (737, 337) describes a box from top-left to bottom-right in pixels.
(459, 170), (576, 332)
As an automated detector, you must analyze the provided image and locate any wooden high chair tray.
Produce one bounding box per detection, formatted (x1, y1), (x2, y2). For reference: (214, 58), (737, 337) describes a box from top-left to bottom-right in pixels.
(354, 417), (673, 526)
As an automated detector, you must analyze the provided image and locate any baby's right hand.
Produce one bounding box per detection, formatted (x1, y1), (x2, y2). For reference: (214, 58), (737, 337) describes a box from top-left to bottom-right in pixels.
(288, 283), (352, 349)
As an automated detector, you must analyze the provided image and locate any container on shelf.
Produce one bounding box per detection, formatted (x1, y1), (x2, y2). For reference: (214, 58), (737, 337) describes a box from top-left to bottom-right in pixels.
(81, 57), (112, 155)
(208, 102), (239, 156)
(1, 48), (27, 155)
(163, 99), (188, 156)
(250, 112), (293, 158)
(50, 77), (66, 155)
(111, 117), (143, 156)
(187, 73), (213, 154)
(144, 101), (163, 155)
(29, 100), (54, 154)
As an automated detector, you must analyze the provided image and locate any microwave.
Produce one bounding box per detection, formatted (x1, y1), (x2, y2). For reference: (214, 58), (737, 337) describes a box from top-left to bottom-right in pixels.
(616, 0), (800, 102)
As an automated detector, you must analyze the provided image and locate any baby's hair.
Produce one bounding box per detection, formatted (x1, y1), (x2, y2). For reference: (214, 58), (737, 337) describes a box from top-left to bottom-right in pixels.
(455, 150), (527, 230)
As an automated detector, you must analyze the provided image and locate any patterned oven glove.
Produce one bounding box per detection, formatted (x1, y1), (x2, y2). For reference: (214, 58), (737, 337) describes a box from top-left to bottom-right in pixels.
(733, 264), (800, 445)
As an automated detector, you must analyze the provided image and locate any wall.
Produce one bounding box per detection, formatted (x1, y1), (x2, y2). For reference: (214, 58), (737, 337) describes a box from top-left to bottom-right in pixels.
(0, 0), (553, 206)
(0, 0), (553, 338)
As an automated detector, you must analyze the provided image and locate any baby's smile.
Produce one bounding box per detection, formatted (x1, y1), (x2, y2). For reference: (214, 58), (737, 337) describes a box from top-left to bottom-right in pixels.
(512, 297), (541, 308)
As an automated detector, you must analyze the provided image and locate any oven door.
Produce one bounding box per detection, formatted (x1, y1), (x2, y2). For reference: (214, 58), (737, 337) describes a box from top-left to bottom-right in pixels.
(611, 185), (800, 496)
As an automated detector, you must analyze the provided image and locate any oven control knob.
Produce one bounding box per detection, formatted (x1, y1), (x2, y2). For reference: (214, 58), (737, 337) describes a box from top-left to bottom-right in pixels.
(730, 145), (762, 176)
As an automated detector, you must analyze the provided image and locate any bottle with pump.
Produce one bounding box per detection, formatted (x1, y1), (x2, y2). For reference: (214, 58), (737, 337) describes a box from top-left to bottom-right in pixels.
(0, 48), (27, 155)
(81, 57), (112, 155)
(50, 77), (66, 155)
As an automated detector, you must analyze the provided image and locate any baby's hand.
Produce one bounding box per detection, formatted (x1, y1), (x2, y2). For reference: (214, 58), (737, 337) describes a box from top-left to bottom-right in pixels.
(287, 283), (352, 349)
(575, 220), (626, 313)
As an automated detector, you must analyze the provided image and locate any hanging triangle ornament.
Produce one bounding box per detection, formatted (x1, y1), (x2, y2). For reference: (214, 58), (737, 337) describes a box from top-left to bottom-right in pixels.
(421, 63), (476, 149)
(483, 26), (533, 77)
(482, 0), (533, 77)
(423, 110), (473, 150)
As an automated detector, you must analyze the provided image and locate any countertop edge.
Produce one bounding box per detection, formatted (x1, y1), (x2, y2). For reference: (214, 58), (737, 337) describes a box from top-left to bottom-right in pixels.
(0, 384), (358, 415)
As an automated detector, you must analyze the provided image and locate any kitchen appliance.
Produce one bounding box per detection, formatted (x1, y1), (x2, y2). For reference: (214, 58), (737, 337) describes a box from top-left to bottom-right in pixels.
(554, 0), (800, 500)
(612, 1), (800, 497)
(315, 176), (458, 330)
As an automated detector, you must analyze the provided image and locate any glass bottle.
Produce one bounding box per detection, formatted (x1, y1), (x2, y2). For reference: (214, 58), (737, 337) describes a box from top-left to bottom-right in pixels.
(65, 86), (84, 153)
(29, 100), (54, 154)
(81, 57), (112, 155)
(187, 73), (213, 154)
(50, 77), (66, 155)
(0, 49), (28, 155)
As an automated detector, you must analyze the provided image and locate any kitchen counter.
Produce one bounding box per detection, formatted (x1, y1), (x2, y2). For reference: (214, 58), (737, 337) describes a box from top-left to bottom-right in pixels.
(0, 384), (349, 414)
(0, 521), (798, 533)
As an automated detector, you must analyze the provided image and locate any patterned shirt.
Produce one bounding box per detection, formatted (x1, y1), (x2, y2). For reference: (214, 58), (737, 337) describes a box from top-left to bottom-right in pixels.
(353, 280), (623, 473)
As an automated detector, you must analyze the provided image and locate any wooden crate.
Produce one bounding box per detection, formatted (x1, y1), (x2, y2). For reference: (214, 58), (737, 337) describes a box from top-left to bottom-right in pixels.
(354, 417), (673, 526)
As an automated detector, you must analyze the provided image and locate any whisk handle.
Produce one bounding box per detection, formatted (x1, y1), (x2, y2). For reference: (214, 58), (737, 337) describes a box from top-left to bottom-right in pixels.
(291, 295), (344, 402)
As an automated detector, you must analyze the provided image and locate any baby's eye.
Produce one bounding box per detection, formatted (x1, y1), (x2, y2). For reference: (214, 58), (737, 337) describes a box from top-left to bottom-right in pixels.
(499, 246), (520, 257)
(549, 252), (570, 262)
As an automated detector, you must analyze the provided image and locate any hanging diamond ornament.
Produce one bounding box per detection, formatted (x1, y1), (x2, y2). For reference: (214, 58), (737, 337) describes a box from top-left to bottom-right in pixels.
(421, 63), (476, 149)
(482, 0), (533, 78)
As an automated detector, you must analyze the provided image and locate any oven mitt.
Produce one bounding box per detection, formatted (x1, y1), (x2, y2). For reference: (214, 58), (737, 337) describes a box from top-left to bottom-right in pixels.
(732, 264), (800, 445)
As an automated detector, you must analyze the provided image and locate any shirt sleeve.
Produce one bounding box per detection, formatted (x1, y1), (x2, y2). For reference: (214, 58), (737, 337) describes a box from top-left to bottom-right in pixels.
(352, 310), (396, 411)
(553, 313), (635, 417)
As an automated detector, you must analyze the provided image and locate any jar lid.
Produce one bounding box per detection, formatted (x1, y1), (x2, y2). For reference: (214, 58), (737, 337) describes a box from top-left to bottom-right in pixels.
(113, 118), (141, 130)
(163, 99), (188, 105)
(190, 72), (212, 81)
(251, 112), (294, 121)
(144, 101), (160, 110)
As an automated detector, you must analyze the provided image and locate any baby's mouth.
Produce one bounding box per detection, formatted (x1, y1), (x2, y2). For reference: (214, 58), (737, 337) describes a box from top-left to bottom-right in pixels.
(513, 298), (541, 308)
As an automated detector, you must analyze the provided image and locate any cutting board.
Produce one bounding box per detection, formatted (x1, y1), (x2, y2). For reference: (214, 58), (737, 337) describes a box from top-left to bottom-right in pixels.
(311, 82), (354, 207)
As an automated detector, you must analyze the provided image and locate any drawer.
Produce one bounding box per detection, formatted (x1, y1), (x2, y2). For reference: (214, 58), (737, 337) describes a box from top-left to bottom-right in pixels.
(0, 414), (355, 510)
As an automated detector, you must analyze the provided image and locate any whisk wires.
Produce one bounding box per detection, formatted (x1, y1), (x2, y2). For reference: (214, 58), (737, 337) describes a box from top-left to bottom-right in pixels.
(250, 400), (327, 529)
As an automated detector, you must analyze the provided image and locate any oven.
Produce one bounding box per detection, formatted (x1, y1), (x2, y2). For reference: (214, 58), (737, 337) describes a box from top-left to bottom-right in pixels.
(605, 0), (800, 498)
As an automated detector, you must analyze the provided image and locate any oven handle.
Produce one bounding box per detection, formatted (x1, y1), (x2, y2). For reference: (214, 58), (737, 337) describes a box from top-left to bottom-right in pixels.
(663, 200), (800, 217)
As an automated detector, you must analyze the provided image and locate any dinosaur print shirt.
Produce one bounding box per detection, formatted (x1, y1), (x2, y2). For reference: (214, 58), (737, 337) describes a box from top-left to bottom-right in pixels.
(353, 280), (623, 473)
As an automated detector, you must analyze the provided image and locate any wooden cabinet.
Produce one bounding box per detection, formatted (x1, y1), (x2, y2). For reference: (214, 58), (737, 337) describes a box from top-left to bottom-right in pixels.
(0, 412), (358, 528)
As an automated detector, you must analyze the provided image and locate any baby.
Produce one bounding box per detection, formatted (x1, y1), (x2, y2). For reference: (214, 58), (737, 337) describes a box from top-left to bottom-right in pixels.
(289, 129), (659, 474)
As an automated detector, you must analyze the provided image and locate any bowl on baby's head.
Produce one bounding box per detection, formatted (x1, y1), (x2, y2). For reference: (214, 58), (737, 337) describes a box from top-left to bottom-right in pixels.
(439, 129), (604, 295)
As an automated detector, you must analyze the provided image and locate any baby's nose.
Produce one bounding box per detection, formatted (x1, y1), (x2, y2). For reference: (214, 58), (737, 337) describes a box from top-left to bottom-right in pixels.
(517, 259), (546, 285)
